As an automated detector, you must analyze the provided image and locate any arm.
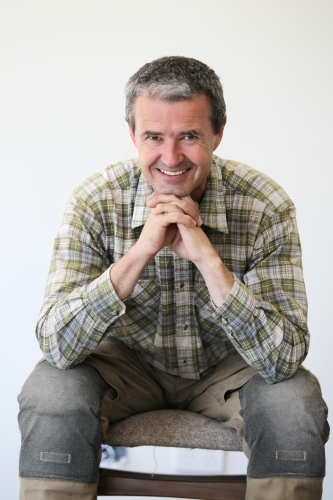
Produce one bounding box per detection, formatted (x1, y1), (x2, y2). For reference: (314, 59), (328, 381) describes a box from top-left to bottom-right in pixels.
(36, 190), (200, 368)
(211, 209), (309, 384)
(148, 194), (309, 384)
(36, 194), (123, 368)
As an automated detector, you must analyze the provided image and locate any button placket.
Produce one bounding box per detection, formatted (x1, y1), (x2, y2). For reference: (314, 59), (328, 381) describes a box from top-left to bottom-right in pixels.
(173, 257), (198, 376)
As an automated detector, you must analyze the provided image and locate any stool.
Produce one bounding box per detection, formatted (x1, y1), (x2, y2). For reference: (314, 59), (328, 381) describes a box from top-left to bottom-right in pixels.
(98, 409), (246, 499)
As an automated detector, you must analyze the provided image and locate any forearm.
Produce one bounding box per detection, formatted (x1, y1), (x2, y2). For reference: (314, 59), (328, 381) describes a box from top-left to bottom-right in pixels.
(110, 240), (154, 300)
(38, 240), (159, 367)
(195, 250), (307, 382)
(211, 275), (309, 383)
(37, 194), (183, 367)
(195, 251), (234, 307)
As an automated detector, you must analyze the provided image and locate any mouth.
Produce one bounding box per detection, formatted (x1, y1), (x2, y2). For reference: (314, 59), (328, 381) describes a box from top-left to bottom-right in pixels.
(159, 169), (189, 177)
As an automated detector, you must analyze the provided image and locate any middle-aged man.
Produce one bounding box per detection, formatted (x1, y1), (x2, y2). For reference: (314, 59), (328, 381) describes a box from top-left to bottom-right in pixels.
(18, 56), (329, 500)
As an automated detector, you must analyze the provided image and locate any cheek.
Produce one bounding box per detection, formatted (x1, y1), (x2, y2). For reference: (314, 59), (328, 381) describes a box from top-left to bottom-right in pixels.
(137, 150), (158, 174)
(189, 148), (210, 167)
(137, 147), (148, 162)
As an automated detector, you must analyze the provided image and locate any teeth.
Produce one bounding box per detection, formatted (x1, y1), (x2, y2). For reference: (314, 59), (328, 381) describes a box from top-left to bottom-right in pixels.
(160, 169), (187, 176)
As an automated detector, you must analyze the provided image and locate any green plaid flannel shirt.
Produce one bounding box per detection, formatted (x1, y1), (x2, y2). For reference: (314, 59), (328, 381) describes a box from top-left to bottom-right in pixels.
(37, 155), (309, 383)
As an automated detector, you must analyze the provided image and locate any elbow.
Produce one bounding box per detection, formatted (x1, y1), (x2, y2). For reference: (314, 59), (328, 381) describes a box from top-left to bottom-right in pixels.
(36, 317), (79, 370)
(264, 357), (306, 385)
(39, 347), (77, 370)
(37, 332), (78, 370)
(40, 356), (73, 370)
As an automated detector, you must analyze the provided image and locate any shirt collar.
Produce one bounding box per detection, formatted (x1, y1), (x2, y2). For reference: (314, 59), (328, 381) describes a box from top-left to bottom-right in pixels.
(131, 157), (229, 234)
(131, 174), (153, 229)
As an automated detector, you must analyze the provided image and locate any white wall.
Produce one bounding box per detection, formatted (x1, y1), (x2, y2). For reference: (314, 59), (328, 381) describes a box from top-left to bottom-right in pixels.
(1, 0), (332, 498)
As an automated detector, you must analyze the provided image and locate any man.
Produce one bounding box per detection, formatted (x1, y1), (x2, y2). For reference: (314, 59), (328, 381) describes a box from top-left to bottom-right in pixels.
(18, 56), (329, 499)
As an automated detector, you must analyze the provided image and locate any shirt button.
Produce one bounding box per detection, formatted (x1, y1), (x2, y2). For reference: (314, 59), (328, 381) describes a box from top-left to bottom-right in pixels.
(180, 283), (184, 289)
(183, 324), (188, 330)
(221, 318), (228, 325)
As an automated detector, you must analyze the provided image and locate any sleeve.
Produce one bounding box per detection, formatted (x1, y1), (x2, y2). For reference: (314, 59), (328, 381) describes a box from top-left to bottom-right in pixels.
(212, 206), (309, 384)
(36, 192), (126, 369)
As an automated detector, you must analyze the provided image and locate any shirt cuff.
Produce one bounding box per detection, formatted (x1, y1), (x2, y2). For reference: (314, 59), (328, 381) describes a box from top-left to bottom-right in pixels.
(211, 275), (257, 344)
(84, 267), (126, 328)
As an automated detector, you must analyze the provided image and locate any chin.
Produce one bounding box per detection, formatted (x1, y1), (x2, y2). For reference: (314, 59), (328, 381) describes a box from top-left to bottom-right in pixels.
(157, 186), (192, 197)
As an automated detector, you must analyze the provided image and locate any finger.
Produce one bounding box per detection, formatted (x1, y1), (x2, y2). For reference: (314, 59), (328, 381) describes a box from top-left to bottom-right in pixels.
(151, 203), (184, 215)
(149, 209), (197, 228)
(147, 193), (181, 206)
(148, 196), (202, 226)
(181, 195), (200, 208)
(146, 191), (159, 202)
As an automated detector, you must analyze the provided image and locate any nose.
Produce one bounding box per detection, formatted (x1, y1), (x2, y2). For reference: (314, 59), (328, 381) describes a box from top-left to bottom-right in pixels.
(160, 140), (184, 167)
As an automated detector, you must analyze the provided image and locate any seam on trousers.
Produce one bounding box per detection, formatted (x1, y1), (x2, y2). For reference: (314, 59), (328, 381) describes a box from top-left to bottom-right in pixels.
(19, 473), (97, 483)
(247, 472), (325, 478)
(40, 452), (71, 464)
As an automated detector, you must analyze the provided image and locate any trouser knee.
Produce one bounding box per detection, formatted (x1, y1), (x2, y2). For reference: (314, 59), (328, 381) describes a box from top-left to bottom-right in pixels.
(18, 360), (109, 483)
(239, 367), (329, 478)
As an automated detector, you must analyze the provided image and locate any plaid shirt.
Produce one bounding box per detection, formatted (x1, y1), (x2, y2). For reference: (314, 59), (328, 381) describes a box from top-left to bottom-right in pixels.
(37, 155), (309, 383)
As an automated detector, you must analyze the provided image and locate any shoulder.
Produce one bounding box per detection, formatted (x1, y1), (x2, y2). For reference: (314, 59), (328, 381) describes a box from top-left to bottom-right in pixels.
(70, 158), (141, 206)
(213, 155), (295, 214)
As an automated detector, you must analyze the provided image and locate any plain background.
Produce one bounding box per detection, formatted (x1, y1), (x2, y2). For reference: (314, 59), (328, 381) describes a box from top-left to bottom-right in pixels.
(1, 1), (332, 498)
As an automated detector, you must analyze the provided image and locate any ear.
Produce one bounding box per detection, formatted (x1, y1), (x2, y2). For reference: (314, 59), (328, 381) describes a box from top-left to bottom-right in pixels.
(128, 123), (137, 147)
(213, 115), (227, 151)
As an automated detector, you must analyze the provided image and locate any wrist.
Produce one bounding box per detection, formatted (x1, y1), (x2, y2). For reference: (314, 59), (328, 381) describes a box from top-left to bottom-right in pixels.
(132, 238), (158, 264)
(110, 242), (154, 301)
(196, 253), (234, 307)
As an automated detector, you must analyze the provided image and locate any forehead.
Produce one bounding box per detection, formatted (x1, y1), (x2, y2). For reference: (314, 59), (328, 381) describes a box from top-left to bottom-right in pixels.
(133, 94), (212, 130)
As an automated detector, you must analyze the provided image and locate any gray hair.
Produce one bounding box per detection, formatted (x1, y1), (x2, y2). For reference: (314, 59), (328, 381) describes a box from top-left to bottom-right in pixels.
(125, 56), (226, 134)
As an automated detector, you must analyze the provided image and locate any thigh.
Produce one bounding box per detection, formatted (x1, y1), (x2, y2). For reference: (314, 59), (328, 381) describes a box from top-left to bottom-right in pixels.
(86, 337), (168, 425)
(18, 359), (109, 424)
(183, 354), (256, 420)
(171, 354), (256, 449)
(239, 366), (330, 478)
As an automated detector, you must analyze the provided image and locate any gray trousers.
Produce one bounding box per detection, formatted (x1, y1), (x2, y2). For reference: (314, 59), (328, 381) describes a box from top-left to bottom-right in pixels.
(18, 339), (329, 499)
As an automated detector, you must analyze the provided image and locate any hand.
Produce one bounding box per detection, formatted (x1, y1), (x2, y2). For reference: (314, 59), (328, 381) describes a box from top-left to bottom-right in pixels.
(146, 193), (234, 306)
(136, 193), (201, 259)
(146, 193), (212, 262)
(146, 192), (202, 226)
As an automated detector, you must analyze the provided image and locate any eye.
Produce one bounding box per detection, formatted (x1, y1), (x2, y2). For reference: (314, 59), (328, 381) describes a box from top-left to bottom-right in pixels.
(147, 135), (162, 141)
(182, 134), (198, 141)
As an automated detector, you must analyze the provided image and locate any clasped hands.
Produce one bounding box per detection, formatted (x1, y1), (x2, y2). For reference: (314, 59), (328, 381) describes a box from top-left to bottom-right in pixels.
(139, 192), (214, 264)
(111, 192), (233, 305)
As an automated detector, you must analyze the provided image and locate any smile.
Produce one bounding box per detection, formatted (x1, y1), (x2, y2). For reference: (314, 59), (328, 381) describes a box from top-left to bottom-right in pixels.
(160, 169), (188, 176)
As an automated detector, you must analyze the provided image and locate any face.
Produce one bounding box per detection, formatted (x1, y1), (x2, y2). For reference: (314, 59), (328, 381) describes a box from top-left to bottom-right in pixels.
(129, 95), (225, 202)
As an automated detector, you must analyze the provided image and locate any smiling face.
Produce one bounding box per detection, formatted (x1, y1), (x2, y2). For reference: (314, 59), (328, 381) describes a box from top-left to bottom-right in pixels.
(129, 95), (225, 202)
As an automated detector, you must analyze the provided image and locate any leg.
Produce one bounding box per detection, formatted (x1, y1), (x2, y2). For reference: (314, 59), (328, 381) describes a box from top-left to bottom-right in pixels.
(18, 360), (109, 499)
(239, 367), (330, 500)
(18, 341), (168, 499)
(179, 358), (329, 499)
(86, 336), (169, 432)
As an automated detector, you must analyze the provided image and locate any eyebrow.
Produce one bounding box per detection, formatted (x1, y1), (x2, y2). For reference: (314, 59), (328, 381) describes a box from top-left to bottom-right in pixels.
(140, 130), (162, 138)
(181, 129), (201, 136)
(140, 129), (202, 139)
